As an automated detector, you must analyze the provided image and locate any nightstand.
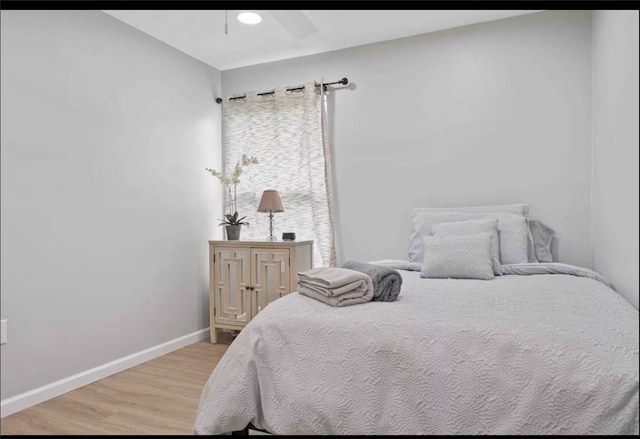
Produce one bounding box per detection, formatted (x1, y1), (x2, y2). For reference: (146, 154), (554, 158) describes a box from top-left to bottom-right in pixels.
(208, 240), (313, 343)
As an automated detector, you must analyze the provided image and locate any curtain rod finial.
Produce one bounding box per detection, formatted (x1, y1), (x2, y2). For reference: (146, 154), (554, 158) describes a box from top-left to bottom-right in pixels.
(216, 97), (223, 104)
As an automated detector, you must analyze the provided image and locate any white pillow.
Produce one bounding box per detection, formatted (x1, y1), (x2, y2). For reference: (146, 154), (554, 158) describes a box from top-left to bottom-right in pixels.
(414, 204), (529, 217)
(409, 211), (531, 265)
(421, 233), (495, 280)
(432, 219), (501, 275)
(411, 204), (536, 263)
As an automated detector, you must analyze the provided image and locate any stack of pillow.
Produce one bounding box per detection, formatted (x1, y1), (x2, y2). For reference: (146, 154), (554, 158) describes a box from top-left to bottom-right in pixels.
(407, 204), (555, 280)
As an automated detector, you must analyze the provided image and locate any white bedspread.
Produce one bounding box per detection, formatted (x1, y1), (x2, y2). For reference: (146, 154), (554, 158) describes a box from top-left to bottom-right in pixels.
(194, 269), (639, 435)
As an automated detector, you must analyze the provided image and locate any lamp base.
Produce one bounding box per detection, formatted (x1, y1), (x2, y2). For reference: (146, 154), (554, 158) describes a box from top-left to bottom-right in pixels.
(265, 211), (277, 242)
(265, 235), (278, 242)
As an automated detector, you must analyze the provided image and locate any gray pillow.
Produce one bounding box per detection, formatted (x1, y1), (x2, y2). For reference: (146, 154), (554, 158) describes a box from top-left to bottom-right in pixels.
(526, 222), (539, 263)
(421, 233), (495, 280)
(529, 219), (555, 263)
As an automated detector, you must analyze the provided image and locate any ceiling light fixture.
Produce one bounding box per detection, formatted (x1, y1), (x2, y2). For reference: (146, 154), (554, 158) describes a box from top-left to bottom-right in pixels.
(237, 11), (262, 25)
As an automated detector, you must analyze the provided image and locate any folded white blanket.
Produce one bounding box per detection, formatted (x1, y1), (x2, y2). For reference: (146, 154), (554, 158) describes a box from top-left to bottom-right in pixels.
(298, 267), (372, 290)
(298, 285), (373, 307)
(297, 267), (374, 306)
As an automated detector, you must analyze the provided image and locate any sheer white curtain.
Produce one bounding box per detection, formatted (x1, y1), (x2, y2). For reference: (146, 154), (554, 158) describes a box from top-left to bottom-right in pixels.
(221, 82), (336, 267)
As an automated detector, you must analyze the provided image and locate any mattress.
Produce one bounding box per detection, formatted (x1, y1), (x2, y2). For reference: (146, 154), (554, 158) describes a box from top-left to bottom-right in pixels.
(193, 267), (639, 435)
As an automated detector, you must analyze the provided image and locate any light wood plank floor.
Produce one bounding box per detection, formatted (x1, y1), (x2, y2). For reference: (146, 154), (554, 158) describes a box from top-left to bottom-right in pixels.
(1, 334), (237, 435)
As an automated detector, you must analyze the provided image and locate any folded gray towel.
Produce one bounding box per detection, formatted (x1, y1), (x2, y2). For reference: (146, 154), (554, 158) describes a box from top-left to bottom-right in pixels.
(297, 267), (374, 307)
(341, 261), (403, 302)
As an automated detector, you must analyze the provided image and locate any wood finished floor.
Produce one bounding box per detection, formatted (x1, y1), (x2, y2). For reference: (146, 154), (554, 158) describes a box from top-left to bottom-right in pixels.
(0, 334), (241, 435)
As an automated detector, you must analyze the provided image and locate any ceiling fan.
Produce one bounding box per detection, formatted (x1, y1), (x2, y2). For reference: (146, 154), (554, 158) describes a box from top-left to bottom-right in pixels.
(225, 10), (319, 39)
(266, 10), (320, 39)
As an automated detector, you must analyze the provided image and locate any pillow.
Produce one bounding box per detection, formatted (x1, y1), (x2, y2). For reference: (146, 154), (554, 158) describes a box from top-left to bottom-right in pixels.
(409, 211), (530, 265)
(529, 219), (555, 262)
(414, 204), (529, 217)
(432, 219), (501, 275)
(525, 220), (538, 263)
(421, 233), (495, 280)
(411, 204), (535, 263)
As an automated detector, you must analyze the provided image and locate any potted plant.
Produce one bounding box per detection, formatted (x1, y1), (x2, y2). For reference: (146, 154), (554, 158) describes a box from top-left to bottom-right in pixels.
(206, 154), (259, 241)
(219, 212), (249, 241)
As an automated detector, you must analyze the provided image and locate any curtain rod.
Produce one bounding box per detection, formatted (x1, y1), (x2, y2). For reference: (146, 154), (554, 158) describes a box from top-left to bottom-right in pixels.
(215, 77), (348, 104)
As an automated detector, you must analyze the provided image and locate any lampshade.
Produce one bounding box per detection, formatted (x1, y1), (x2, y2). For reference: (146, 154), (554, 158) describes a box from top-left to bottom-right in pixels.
(257, 190), (284, 213)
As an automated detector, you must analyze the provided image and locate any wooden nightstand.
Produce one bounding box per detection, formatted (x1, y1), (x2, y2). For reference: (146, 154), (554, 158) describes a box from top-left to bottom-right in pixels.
(208, 240), (313, 343)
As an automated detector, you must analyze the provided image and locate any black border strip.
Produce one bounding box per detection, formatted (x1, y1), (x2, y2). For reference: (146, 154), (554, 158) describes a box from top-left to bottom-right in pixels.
(1, 1), (639, 11)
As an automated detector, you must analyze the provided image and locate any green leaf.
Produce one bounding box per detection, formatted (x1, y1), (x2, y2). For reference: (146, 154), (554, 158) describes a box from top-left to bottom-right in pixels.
(219, 211), (250, 225)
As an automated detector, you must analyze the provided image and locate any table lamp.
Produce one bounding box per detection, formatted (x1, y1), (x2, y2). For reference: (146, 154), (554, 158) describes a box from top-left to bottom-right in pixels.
(257, 190), (284, 241)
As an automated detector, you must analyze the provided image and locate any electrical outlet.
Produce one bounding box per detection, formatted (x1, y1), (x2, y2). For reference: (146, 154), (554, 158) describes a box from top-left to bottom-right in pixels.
(1, 319), (7, 344)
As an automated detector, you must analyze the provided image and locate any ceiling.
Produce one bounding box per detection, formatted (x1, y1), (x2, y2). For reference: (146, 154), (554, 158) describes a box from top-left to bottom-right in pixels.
(103, 10), (542, 71)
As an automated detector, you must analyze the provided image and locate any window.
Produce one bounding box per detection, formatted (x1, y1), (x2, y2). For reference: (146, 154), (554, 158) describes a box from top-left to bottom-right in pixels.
(221, 84), (336, 267)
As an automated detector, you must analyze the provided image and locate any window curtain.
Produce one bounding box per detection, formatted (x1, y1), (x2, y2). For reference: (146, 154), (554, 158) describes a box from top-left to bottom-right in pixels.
(221, 82), (337, 267)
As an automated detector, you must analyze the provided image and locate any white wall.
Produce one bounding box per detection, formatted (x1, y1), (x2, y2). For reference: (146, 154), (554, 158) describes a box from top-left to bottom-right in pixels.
(222, 11), (593, 267)
(591, 10), (639, 309)
(0, 10), (222, 400)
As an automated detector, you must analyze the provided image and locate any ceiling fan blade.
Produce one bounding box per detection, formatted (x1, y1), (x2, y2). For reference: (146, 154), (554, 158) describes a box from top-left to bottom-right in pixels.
(268, 10), (319, 39)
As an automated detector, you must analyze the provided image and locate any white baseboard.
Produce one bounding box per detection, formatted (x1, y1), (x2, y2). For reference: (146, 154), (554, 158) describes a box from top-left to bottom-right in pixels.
(0, 327), (210, 418)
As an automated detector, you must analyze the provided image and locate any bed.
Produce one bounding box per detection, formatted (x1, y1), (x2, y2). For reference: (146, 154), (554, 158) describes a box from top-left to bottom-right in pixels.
(193, 263), (639, 435)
